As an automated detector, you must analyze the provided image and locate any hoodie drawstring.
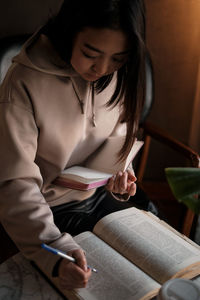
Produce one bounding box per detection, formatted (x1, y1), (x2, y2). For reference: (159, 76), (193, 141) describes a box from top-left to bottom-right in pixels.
(72, 85), (85, 114)
(72, 81), (96, 127)
(91, 83), (96, 127)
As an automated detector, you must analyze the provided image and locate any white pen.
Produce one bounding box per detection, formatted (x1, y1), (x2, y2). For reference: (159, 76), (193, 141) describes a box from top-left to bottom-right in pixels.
(41, 243), (98, 273)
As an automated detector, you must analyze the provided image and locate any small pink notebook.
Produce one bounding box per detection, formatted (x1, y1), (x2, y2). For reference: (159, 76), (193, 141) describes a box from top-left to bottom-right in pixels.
(53, 166), (112, 191)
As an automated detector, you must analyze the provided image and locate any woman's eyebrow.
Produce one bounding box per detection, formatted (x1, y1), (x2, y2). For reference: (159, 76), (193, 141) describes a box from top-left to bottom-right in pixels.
(84, 43), (130, 55)
(84, 43), (104, 53)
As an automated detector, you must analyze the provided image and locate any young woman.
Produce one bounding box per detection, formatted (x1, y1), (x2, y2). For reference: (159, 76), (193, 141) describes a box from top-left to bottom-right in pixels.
(0, 0), (150, 290)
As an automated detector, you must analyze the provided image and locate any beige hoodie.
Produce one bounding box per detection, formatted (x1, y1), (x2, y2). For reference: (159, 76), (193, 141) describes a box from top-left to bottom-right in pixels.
(0, 32), (127, 276)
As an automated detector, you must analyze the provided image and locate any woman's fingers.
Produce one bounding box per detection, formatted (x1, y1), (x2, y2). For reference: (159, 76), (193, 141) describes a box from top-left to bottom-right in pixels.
(58, 249), (92, 290)
(72, 249), (88, 272)
(106, 170), (137, 196)
(119, 171), (128, 191)
(127, 169), (137, 182)
(127, 181), (137, 196)
(106, 175), (115, 191)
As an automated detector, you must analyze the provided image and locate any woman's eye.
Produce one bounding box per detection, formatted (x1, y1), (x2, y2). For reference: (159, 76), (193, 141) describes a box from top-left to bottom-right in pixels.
(82, 51), (96, 59)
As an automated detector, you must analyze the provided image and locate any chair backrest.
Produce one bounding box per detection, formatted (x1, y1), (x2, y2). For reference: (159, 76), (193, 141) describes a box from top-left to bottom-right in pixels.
(0, 35), (29, 84)
(140, 56), (154, 124)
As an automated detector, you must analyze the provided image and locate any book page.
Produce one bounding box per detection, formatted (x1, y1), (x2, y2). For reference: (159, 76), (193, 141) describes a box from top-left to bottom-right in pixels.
(93, 208), (200, 284)
(65, 231), (159, 300)
(61, 166), (112, 184)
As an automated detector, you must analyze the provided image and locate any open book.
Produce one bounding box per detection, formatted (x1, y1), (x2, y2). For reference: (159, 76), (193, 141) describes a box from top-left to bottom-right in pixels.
(53, 138), (143, 190)
(51, 207), (200, 300)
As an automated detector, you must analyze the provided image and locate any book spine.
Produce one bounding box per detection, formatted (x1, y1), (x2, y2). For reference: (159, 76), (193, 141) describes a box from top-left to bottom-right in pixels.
(53, 178), (110, 191)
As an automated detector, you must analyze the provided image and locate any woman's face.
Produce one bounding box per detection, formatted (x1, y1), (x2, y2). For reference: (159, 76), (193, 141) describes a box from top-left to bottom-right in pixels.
(70, 27), (130, 82)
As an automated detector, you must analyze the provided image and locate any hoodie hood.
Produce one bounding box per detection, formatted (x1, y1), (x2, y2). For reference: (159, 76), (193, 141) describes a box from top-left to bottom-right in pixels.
(13, 31), (78, 78)
(12, 31), (119, 128)
(12, 31), (93, 120)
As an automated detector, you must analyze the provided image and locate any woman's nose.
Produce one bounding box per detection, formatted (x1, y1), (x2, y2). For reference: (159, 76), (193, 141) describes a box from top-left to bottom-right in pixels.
(92, 59), (109, 76)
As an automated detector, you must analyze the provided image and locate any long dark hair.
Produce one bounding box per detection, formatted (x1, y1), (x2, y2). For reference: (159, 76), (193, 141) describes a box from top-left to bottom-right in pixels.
(42, 0), (147, 161)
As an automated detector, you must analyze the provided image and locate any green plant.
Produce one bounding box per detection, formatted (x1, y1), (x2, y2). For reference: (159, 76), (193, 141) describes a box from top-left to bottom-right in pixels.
(165, 167), (200, 214)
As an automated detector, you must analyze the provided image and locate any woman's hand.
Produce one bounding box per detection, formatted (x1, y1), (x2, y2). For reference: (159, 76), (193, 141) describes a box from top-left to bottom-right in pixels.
(106, 169), (137, 196)
(58, 248), (91, 290)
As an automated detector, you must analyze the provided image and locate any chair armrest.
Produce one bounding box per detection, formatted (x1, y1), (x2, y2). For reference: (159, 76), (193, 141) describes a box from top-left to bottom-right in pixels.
(137, 121), (199, 239)
(141, 121), (200, 168)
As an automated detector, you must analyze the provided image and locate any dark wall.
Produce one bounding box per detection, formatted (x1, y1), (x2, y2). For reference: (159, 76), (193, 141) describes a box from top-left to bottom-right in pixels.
(0, 0), (62, 38)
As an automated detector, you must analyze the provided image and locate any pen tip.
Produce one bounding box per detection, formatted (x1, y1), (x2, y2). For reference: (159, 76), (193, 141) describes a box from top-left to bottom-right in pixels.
(93, 268), (98, 273)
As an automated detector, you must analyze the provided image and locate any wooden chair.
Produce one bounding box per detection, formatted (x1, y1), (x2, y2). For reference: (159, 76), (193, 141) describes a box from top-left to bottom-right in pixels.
(0, 35), (29, 83)
(136, 120), (200, 239)
(132, 53), (200, 240)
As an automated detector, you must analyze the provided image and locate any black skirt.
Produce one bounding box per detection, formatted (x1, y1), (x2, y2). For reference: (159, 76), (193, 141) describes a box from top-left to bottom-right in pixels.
(50, 187), (157, 236)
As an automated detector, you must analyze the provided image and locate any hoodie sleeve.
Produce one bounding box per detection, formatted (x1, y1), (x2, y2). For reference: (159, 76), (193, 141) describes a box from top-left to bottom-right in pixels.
(0, 83), (81, 278)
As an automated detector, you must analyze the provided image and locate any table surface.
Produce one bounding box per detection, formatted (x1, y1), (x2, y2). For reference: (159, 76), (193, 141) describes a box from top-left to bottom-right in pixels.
(0, 253), (65, 300)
